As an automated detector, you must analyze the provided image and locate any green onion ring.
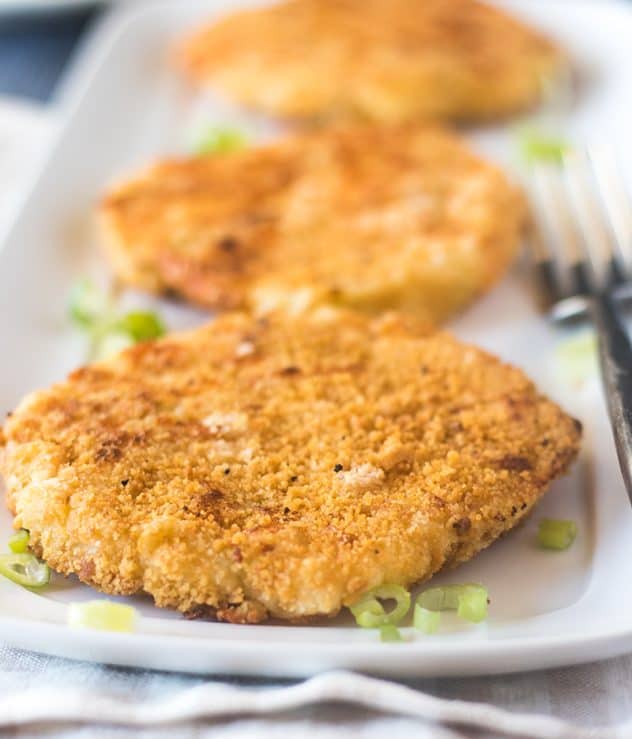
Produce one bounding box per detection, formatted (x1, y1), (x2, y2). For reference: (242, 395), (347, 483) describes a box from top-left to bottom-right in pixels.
(118, 311), (166, 342)
(413, 604), (441, 634)
(380, 624), (403, 642)
(0, 553), (50, 588)
(67, 600), (137, 633)
(537, 519), (577, 550)
(349, 584), (411, 628)
(416, 584), (489, 625)
(8, 529), (30, 554)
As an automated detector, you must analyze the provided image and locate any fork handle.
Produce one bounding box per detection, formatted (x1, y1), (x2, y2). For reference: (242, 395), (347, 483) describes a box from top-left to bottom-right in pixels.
(588, 294), (632, 498)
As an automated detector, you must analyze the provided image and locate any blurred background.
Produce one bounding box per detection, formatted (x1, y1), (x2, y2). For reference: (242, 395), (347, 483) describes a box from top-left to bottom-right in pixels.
(0, 4), (104, 233)
(0, 6), (99, 102)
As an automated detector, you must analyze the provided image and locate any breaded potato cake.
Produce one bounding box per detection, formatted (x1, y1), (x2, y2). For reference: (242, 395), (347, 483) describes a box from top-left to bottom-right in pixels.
(178, 0), (562, 123)
(101, 124), (525, 322)
(1, 310), (580, 623)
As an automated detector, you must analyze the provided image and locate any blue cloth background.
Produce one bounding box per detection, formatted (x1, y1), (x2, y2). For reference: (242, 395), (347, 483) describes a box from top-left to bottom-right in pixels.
(0, 7), (99, 101)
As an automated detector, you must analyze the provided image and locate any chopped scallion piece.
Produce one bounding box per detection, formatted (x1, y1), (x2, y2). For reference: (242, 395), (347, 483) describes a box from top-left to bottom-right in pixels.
(416, 584), (461, 611)
(556, 330), (597, 386)
(67, 600), (137, 633)
(518, 127), (571, 165)
(195, 127), (248, 156)
(0, 553), (50, 588)
(349, 584), (411, 628)
(68, 279), (112, 329)
(68, 279), (167, 363)
(538, 518), (577, 550)
(413, 604), (441, 634)
(416, 583), (489, 624)
(119, 311), (166, 342)
(8, 529), (30, 554)
(380, 624), (403, 642)
(91, 331), (135, 361)
(456, 586), (489, 623)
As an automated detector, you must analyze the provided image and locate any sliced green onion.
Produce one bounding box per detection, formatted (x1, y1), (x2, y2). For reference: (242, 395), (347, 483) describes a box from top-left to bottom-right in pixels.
(538, 518), (577, 550)
(195, 127), (248, 156)
(456, 586), (489, 623)
(416, 584), (489, 624)
(416, 585), (461, 611)
(67, 600), (137, 633)
(518, 127), (571, 165)
(68, 279), (112, 329)
(556, 330), (597, 386)
(69, 278), (168, 364)
(91, 331), (136, 361)
(380, 624), (403, 642)
(118, 311), (166, 342)
(8, 529), (30, 554)
(349, 584), (411, 628)
(0, 553), (50, 588)
(413, 604), (441, 634)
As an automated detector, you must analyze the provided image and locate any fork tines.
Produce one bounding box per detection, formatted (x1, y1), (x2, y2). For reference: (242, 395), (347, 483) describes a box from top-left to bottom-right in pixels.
(526, 144), (632, 318)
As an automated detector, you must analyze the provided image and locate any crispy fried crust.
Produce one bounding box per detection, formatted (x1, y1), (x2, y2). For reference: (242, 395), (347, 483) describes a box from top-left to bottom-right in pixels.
(1, 310), (580, 622)
(178, 0), (562, 123)
(101, 124), (525, 322)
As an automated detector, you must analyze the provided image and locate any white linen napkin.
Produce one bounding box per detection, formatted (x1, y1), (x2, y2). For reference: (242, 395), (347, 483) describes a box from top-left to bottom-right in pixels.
(0, 669), (630, 738)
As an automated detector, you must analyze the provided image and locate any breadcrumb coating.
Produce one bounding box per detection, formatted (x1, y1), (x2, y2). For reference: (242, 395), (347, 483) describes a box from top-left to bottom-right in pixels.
(1, 311), (581, 622)
(178, 0), (562, 123)
(101, 123), (525, 322)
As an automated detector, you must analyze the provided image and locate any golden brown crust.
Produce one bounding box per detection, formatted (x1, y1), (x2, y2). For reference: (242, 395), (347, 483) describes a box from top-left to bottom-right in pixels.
(1, 310), (580, 622)
(101, 123), (525, 322)
(178, 0), (562, 123)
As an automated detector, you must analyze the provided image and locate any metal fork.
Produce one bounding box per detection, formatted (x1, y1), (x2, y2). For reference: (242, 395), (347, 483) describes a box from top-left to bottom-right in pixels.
(527, 146), (632, 498)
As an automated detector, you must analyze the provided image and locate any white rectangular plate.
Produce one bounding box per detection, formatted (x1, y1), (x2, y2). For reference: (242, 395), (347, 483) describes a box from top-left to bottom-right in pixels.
(1, 0), (632, 678)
